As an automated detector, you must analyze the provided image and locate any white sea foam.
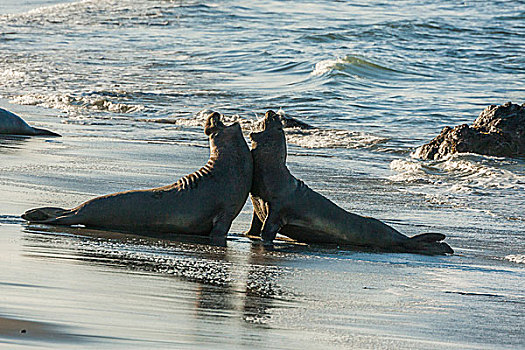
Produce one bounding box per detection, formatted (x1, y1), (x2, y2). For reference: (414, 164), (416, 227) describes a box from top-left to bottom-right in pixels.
(0, 68), (26, 82)
(441, 158), (524, 190)
(390, 154), (525, 191)
(389, 159), (429, 183)
(504, 254), (525, 264)
(11, 93), (145, 114)
(286, 128), (386, 149)
(165, 110), (252, 128)
(163, 110), (386, 149)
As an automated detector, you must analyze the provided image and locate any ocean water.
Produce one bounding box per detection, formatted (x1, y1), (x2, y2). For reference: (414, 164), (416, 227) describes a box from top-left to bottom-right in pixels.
(0, 0), (524, 349)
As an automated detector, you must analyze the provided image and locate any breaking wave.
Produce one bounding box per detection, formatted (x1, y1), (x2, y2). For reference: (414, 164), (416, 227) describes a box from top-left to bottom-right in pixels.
(389, 153), (525, 222)
(311, 54), (402, 78)
(159, 109), (253, 128)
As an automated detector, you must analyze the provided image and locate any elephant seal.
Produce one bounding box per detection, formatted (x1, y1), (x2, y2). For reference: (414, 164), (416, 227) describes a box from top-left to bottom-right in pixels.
(0, 108), (60, 136)
(22, 112), (252, 245)
(247, 110), (453, 255)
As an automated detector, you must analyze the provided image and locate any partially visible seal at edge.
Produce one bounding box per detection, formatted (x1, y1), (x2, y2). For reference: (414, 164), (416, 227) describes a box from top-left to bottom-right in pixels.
(0, 108), (60, 136)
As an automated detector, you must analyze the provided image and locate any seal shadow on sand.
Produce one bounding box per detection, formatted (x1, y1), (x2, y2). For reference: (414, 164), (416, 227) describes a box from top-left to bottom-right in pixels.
(0, 314), (80, 344)
(0, 312), (163, 346)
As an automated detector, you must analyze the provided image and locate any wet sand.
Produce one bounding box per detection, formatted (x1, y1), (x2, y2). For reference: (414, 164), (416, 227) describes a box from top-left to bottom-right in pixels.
(0, 316), (76, 344)
(1, 102), (524, 349)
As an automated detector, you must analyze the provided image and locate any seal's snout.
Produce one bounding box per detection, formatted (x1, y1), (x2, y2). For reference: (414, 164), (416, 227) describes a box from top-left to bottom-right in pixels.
(263, 110), (283, 131)
(264, 110), (278, 125)
(265, 110), (278, 119)
(206, 111), (221, 127)
(204, 111), (225, 136)
(250, 109), (284, 141)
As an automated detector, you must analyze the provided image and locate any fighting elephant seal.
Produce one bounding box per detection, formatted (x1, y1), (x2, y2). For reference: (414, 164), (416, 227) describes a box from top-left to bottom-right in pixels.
(22, 112), (252, 245)
(0, 108), (60, 136)
(247, 110), (453, 255)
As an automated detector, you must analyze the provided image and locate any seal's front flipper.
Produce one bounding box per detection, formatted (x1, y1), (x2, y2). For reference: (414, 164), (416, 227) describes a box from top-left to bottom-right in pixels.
(209, 214), (233, 246)
(209, 234), (227, 247)
(406, 232), (454, 255)
(22, 207), (70, 223)
(260, 205), (282, 245)
(245, 210), (263, 238)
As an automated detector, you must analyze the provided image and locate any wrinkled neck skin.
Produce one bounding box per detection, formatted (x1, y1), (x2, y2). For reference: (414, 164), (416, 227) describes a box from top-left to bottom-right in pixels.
(251, 126), (288, 168)
(208, 125), (250, 168)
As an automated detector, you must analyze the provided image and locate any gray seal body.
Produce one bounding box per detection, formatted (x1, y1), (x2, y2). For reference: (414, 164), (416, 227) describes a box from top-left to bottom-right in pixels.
(247, 110), (453, 255)
(22, 112), (252, 245)
(0, 108), (60, 136)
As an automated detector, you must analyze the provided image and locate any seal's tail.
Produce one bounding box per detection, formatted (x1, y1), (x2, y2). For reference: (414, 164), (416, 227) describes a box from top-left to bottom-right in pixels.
(405, 233), (454, 255)
(32, 127), (61, 137)
(22, 207), (71, 223)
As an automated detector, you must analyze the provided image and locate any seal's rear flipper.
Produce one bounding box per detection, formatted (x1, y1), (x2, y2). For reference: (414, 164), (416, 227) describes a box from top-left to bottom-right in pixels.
(32, 127), (61, 137)
(406, 232), (454, 255)
(22, 207), (70, 223)
(410, 232), (446, 243)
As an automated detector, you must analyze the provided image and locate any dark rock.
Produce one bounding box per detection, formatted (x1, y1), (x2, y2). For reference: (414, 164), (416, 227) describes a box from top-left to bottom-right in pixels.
(416, 102), (525, 160)
(276, 110), (314, 129)
(278, 115), (313, 129)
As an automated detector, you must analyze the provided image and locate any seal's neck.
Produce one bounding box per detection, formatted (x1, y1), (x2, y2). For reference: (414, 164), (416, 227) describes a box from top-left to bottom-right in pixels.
(250, 130), (287, 168)
(251, 132), (294, 196)
(208, 134), (249, 165)
(252, 148), (287, 172)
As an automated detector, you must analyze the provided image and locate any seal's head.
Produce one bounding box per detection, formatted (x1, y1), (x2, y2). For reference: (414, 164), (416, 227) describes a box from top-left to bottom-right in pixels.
(250, 110), (287, 164)
(250, 110), (283, 139)
(204, 111), (246, 156)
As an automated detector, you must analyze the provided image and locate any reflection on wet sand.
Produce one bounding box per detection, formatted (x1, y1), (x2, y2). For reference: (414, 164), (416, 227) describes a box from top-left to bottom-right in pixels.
(0, 135), (30, 154)
(242, 244), (283, 326)
(21, 225), (295, 333)
(9, 220), (524, 349)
